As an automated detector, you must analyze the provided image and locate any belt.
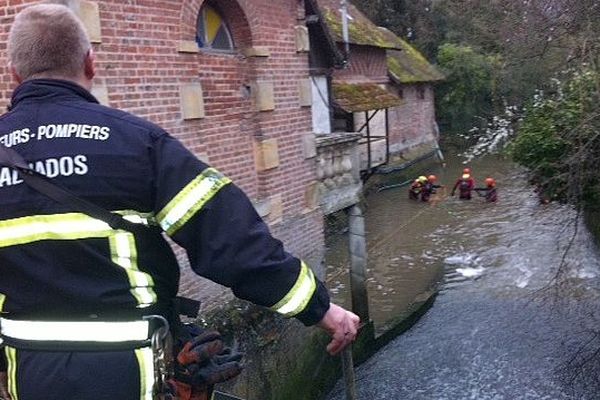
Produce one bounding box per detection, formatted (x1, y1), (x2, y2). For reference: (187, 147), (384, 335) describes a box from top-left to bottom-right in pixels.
(0, 317), (155, 351)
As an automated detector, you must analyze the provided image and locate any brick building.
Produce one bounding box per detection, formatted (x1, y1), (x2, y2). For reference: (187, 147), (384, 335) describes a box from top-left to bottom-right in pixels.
(0, 1), (443, 397)
(309, 0), (444, 178)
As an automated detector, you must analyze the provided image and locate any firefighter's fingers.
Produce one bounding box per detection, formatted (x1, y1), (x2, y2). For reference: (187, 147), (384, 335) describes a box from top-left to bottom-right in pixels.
(317, 303), (360, 356)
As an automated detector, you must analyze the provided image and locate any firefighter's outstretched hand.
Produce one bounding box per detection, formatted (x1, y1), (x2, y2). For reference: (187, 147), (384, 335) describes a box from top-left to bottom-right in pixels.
(317, 303), (360, 356)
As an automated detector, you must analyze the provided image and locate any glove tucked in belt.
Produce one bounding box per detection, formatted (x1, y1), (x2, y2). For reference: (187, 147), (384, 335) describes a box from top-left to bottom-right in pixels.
(167, 325), (243, 400)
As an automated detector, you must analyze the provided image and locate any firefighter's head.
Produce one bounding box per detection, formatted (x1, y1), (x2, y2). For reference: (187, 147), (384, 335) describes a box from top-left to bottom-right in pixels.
(485, 177), (496, 187)
(8, 3), (94, 89)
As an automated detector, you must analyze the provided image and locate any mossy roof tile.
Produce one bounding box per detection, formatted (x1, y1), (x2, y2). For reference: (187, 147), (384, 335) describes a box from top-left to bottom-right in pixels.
(332, 82), (402, 112)
(379, 27), (445, 83)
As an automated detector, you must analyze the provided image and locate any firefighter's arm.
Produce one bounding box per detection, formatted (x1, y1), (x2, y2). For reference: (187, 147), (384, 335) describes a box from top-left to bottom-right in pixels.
(151, 133), (332, 326)
(474, 189), (487, 197)
(169, 183), (331, 326)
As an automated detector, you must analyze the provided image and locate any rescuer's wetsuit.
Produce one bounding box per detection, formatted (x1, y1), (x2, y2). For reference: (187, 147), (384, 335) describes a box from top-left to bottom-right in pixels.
(0, 79), (330, 400)
(409, 180), (422, 200)
(452, 177), (475, 200)
(475, 186), (498, 202)
(420, 182), (442, 202)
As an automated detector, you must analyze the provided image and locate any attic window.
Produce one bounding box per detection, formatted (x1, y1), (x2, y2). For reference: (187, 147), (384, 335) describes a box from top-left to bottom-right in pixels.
(196, 5), (234, 51)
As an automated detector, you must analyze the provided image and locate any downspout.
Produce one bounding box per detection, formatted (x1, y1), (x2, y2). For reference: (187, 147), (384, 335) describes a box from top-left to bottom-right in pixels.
(365, 111), (371, 173)
(385, 108), (390, 165)
(341, 0), (350, 64)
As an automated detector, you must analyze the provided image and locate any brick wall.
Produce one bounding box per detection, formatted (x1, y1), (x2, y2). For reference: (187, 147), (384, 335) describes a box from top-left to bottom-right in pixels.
(387, 83), (438, 154)
(0, 0), (326, 304)
(334, 45), (388, 83)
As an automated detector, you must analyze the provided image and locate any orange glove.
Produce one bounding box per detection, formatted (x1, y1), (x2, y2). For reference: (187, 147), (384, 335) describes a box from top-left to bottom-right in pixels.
(169, 326), (243, 400)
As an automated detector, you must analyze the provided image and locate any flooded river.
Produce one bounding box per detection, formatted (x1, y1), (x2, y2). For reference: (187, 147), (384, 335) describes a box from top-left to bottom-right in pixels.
(325, 155), (600, 399)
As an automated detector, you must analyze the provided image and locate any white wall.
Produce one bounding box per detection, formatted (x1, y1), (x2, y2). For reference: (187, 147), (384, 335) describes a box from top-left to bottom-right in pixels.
(311, 76), (332, 134)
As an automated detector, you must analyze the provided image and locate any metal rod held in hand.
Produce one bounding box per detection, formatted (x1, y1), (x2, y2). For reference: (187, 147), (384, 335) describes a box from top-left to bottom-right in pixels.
(341, 346), (357, 400)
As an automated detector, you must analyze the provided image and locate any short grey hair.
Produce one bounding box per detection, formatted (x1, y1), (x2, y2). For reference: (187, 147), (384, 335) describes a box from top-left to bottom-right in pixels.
(8, 3), (91, 80)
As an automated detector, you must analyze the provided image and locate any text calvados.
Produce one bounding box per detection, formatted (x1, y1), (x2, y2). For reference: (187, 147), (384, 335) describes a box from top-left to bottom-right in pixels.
(0, 155), (89, 187)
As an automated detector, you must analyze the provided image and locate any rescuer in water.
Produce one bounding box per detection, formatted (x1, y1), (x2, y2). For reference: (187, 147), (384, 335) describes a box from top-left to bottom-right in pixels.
(420, 175), (443, 202)
(409, 175), (428, 200)
(474, 177), (498, 202)
(0, 4), (359, 399)
(451, 168), (475, 200)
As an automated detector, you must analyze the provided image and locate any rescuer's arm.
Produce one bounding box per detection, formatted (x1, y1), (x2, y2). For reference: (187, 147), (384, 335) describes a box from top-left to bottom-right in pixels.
(451, 180), (460, 196)
(151, 133), (359, 352)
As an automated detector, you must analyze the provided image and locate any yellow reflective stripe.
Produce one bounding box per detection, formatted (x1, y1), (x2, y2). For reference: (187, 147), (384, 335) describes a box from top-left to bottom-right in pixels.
(270, 261), (317, 317)
(0, 213), (113, 248)
(0, 212), (157, 308)
(6, 346), (18, 400)
(0, 294), (5, 312)
(156, 168), (231, 236)
(109, 232), (156, 308)
(135, 347), (154, 400)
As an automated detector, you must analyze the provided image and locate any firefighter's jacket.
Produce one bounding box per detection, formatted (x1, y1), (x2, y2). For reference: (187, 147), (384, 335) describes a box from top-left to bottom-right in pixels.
(0, 79), (330, 327)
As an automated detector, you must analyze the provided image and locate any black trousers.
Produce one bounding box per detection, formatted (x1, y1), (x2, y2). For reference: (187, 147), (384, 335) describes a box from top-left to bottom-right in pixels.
(4, 346), (154, 400)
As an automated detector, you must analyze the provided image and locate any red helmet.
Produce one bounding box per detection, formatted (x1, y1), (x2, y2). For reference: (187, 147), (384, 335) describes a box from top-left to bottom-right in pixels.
(428, 175), (437, 182)
(463, 167), (471, 174)
(485, 177), (496, 187)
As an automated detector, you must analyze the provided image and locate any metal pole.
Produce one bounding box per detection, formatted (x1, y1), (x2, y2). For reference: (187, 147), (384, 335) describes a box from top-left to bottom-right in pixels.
(341, 347), (358, 400)
(341, 0), (350, 57)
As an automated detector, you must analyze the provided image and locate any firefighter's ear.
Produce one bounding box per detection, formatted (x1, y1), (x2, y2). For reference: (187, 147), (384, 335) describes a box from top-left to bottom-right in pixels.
(84, 48), (96, 80)
(8, 63), (23, 84)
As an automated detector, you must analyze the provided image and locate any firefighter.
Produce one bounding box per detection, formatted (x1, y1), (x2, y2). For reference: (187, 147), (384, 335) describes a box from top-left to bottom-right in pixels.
(474, 177), (498, 202)
(409, 176), (428, 200)
(451, 170), (475, 200)
(420, 175), (443, 202)
(0, 4), (359, 400)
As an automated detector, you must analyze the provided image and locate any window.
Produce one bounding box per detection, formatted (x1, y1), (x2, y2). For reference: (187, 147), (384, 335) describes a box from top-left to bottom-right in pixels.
(196, 5), (234, 51)
(417, 86), (425, 100)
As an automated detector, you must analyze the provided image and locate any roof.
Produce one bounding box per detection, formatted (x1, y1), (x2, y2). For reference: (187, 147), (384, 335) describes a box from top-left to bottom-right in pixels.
(316, 0), (404, 50)
(332, 82), (402, 112)
(379, 28), (445, 83)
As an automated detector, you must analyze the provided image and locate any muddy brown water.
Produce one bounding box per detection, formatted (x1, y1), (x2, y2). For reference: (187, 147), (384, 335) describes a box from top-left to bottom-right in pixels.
(325, 154), (600, 399)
